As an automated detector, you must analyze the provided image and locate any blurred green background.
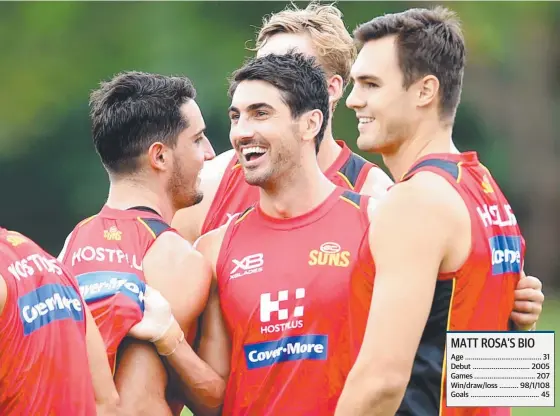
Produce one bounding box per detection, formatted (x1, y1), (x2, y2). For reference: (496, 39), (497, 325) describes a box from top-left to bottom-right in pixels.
(0, 1), (557, 414)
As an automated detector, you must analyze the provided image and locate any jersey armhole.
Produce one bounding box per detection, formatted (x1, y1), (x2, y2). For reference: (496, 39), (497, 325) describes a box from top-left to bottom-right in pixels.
(354, 163), (375, 192)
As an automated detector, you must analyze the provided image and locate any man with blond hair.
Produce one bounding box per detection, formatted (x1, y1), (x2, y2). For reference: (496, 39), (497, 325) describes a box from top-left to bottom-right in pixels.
(171, 2), (393, 246)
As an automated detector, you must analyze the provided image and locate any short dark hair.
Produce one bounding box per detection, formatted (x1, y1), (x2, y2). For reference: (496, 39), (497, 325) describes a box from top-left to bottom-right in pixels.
(89, 71), (197, 174)
(354, 6), (466, 120)
(228, 52), (329, 152)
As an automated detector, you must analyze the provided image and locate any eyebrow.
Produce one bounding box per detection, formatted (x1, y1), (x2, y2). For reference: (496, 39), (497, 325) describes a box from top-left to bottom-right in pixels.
(351, 74), (383, 84)
(228, 103), (275, 113)
(192, 127), (206, 138)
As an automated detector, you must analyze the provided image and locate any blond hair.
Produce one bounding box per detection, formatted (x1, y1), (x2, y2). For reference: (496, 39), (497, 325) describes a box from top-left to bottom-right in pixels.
(254, 2), (356, 85)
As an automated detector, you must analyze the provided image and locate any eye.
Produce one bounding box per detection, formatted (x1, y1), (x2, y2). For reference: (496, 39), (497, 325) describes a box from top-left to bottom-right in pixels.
(255, 110), (268, 118)
(365, 82), (379, 89)
(194, 136), (204, 144)
(229, 113), (239, 122)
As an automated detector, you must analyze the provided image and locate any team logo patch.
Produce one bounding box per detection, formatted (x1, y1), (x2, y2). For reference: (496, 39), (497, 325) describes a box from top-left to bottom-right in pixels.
(77, 271), (145, 311)
(308, 242), (350, 267)
(244, 334), (328, 370)
(489, 235), (522, 275)
(103, 226), (122, 241)
(18, 283), (84, 335)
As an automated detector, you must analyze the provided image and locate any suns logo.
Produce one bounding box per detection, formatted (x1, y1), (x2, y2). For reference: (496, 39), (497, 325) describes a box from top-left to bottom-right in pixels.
(308, 242), (350, 268)
(6, 233), (27, 247)
(103, 226), (122, 241)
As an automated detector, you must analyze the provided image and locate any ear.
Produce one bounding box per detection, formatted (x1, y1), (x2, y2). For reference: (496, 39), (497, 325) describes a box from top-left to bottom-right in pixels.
(300, 109), (324, 145)
(327, 74), (344, 106)
(416, 74), (439, 109)
(147, 142), (171, 172)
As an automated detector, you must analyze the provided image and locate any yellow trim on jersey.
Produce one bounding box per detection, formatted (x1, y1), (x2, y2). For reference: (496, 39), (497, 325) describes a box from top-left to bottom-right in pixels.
(78, 215), (97, 228)
(232, 163), (242, 170)
(111, 357), (117, 376)
(235, 207), (255, 224)
(336, 171), (355, 190)
(136, 217), (157, 239)
(456, 161), (464, 183)
(339, 196), (360, 210)
(438, 277), (457, 415)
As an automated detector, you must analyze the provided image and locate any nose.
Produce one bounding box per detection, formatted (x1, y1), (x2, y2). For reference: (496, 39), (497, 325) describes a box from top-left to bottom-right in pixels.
(345, 84), (365, 110)
(202, 137), (216, 161)
(229, 117), (255, 148)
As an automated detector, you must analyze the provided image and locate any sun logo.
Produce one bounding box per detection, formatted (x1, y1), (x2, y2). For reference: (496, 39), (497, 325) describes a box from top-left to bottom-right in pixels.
(6, 233), (26, 247)
(481, 175), (494, 194)
(103, 226), (122, 241)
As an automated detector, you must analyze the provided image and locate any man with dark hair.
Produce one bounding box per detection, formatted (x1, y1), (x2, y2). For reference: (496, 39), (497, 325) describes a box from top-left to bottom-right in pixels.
(336, 7), (532, 415)
(171, 2), (393, 248)
(191, 52), (376, 415)
(59, 71), (224, 415)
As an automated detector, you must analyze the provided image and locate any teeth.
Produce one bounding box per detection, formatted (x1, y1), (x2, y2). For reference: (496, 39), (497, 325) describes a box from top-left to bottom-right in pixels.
(358, 117), (374, 124)
(241, 146), (267, 156)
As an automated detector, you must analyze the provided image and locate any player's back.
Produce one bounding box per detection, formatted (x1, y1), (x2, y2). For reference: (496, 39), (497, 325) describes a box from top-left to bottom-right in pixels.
(201, 140), (377, 234)
(0, 228), (95, 415)
(59, 205), (171, 371)
(399, 152), (522, 416)
(216, 188), (374, 415)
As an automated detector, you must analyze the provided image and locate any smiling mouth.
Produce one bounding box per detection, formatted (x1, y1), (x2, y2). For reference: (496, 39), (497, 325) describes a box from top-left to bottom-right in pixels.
(358, 117), (375, 125)
(241, 146), (268, 162)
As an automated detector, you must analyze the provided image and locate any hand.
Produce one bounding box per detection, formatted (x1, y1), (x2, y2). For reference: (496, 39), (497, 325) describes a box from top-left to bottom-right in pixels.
(128, 285), (185, 356)
(510, 275), (544, 330)
(128, 285), (174, 342)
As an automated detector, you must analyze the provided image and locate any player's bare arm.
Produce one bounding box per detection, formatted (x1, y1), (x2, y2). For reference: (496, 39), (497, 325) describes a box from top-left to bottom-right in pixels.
(84, 305), (120, 416)
(359, 166), (394, 199)
(195, 224), (232, 386)
(336, 172), (464, 416)
(172, 149), (236, 244)
(118, 231), (225, 416)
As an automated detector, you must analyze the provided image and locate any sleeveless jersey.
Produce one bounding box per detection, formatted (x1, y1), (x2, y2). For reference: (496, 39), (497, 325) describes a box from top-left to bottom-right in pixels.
(216, 188), (375, 415)
(201, 140), (378, 234)
(60, 205), (173, 371)
(0, 228), (95, 415)
(397, 152), (524, 416)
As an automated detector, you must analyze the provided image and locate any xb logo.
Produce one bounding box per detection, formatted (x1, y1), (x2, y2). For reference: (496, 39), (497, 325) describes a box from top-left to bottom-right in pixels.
(230, 253), (264, 279)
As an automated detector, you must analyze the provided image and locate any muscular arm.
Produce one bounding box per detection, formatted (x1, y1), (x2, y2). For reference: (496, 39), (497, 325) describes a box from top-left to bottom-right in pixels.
(172, 149), (236, 244)
(117, 232), (224, 416)
(85, 306), (120, 415)
(336, 174), (458, 416)
(360, 166), (394, 199)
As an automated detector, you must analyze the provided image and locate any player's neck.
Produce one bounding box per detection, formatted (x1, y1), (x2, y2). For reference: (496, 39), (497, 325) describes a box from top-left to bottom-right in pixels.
(316, 118), (341, 172)
(105, 177), (174, 223)
(259, 158), (336, 219)
(383, 121), (455, 181)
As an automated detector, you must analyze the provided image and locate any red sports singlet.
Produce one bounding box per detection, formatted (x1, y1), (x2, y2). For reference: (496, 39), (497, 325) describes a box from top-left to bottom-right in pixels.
(0, 228), (95, 415)
(60, 205), (174, 371)
(397, 152), (524, 416)
(216, 188), (374, 415)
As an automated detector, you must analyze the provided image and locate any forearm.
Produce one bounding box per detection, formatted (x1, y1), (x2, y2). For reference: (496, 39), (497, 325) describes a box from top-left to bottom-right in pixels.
(335, 370), (407, 416)
(162, 337), (225, 416)
(115, 340), (174, 416)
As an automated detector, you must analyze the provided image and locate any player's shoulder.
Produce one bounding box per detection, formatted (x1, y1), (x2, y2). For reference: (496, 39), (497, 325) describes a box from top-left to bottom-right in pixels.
(195, 219), (232, 252)
(360, 166), (393, 199)
(372, 171), (464, 225)
(200, 149), (237, 183)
